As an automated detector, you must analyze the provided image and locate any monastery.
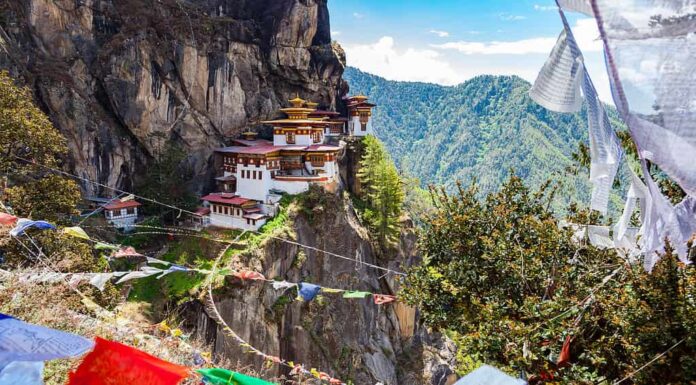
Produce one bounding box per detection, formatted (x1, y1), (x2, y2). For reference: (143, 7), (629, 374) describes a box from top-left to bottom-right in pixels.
(199, 95), (375, 231)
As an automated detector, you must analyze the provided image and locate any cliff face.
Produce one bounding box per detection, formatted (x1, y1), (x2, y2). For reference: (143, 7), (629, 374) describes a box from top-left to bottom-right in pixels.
(189, 182), (457, 385)
(0, 0), (346, 194)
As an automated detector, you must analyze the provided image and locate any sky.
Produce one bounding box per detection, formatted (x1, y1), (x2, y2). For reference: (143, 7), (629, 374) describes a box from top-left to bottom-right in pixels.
(328, 0), (613, 102)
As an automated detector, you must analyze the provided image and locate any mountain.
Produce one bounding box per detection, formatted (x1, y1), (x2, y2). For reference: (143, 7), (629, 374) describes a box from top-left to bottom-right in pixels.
(343, 67), (612, 211)
(0, 0), (345, 194)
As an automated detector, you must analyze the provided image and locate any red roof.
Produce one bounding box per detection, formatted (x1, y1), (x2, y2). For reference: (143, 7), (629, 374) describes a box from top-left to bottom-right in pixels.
(309, 110), (340, 117)
(232, 138), (273, 147)
(215, 146), (281, 155)
(103, 200), (142, 210)
(306, 144), (341, 152)
(201, 193), (252, 206)
(194, 207), (211, 216)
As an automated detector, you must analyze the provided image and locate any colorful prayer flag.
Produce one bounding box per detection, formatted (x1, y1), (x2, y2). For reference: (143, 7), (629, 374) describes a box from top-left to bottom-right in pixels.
(320, 288), (344, 294)
(0, 313), (94, 364)
(271, 281), (296, 291)
(67, 337), (190, 385)
(373, 294), (397, 305)
(233, 270), (266, 281)
(63, 226), (90, 241)
(0, 361), (44, 385)
(94, 242), (120, 251)
(298, 283), (321, 302)
(197, 368), (277, 385)
(113, 246), (144, 258)
(9, 219), (56, 237)
(0, 213), (18, 227)
(557, 335), (572, 366)
(342, 291), (371, 299)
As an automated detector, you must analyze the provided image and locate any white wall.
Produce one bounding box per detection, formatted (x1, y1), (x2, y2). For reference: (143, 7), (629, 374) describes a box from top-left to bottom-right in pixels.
(236, 164), (272, 201)
(209, 213), (266, 231)
(272, 179), (310, 195)
(294, 134), (313, 146)
(273, 134), (287, 146)
(351, 116), (373, 137)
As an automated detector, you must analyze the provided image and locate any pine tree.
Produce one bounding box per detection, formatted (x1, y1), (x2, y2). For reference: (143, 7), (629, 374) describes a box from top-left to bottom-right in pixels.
(357, 136), (404, 248)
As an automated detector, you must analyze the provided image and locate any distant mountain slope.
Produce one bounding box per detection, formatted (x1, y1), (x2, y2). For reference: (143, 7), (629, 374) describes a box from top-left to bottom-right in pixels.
(343, 66), (611, 211)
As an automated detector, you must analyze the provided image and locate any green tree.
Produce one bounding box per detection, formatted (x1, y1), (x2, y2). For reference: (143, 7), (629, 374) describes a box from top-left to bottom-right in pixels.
(0, 71), (81, 223)
(138, 133), (197, 220)
(357, 135), (404, 248)
(401, 175), (696, 384)
(5, 174), (81, 223)
(0, 71), (68, 174)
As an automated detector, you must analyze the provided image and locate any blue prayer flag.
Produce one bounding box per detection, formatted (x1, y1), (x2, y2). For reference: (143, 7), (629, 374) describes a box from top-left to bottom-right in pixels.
(298, 283), (322, 302)
(9, 219), (56, 237)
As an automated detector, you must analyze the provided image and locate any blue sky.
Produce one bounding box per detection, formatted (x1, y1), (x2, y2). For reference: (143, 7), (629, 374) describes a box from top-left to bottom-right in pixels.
(328, 0), (612, 102)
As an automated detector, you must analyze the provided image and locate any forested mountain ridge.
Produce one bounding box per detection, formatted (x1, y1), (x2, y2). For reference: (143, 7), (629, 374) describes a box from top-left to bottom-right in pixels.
(343, 67), (611, 211)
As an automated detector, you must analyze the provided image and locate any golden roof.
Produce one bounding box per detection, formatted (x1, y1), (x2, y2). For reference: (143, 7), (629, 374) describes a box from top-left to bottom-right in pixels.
(349, 94), (369, 102)
(305, 101), (319, 108)
(288, 96), (306, 108)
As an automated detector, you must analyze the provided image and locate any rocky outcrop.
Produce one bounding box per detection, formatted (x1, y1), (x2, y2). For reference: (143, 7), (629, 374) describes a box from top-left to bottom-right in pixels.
(0, 0), (346, 194)
(189, 185), (457, 385)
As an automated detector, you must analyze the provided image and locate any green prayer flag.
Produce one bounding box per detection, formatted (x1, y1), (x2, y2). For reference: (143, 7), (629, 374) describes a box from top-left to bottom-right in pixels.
(342, 291), (372, 299)
(94, 242), (120, 251)
(64, 226), (90, 241)
(197, 368), (277, 385)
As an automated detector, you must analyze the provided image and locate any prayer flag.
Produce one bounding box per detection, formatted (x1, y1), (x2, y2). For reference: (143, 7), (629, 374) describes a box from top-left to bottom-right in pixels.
(9, 219), (56, 237)
(197, 368), (277, 385)
(67, 337), (190, 385)
(271, 281), (296, 291)
(557, 335), (572, 366)
(320, 288), (344, 294)
(116, 267), (164, 284)
(113, 246), (144, 258)
(89, 273), (114, 291)
(373, 294), (397, 305)
(63, 226), (90, 241)
(234, 271), (266, 281)
(94, 242), (120, 251)
(0, 213), (18, 227)
(342, 291), (371, 299)
(298, 283), (321, 302)
(0, 313), (93, 365)
(0, 361), (44, 385)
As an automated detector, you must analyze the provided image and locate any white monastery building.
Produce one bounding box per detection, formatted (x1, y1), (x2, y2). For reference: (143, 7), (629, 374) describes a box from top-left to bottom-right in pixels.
(200, 95), (375, 231)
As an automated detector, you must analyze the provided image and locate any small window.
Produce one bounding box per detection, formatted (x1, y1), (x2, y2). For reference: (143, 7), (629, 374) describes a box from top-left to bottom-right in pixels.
(286, 132), (295, 144)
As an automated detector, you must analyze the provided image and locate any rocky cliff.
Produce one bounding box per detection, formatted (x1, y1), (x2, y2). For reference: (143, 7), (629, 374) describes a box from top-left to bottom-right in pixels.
(188, 182), (457, 385)
(0, 0), (346, 194)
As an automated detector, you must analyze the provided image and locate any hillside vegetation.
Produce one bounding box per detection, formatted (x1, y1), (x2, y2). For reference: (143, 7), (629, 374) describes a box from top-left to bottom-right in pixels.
(343, 67), (624, 213)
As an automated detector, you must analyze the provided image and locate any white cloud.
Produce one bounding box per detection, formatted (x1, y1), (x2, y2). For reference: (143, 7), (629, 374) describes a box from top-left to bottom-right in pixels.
(534, 4), (557, 11)
(343, 25), (613, 103)
(433, 37), (558, 55)
(467, 30), (482, 35)
(353, 12), (365, 19)
(500, 13), (527, 21)
(332, 30), (342, 36)
(432, 18), (602, 55)
(429, 29), (450, 38)
(343, 37), (465, 85)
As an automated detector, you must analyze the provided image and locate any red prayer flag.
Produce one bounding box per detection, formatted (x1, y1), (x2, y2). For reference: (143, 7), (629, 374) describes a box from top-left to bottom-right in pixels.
(373, 294), (397, 305)
(0, 213), (18, 226)
(113, 246), (144, 258)
(557, 335), (572, 366)
(66, 337), (190, 385)
(234, 270), (266, 281)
